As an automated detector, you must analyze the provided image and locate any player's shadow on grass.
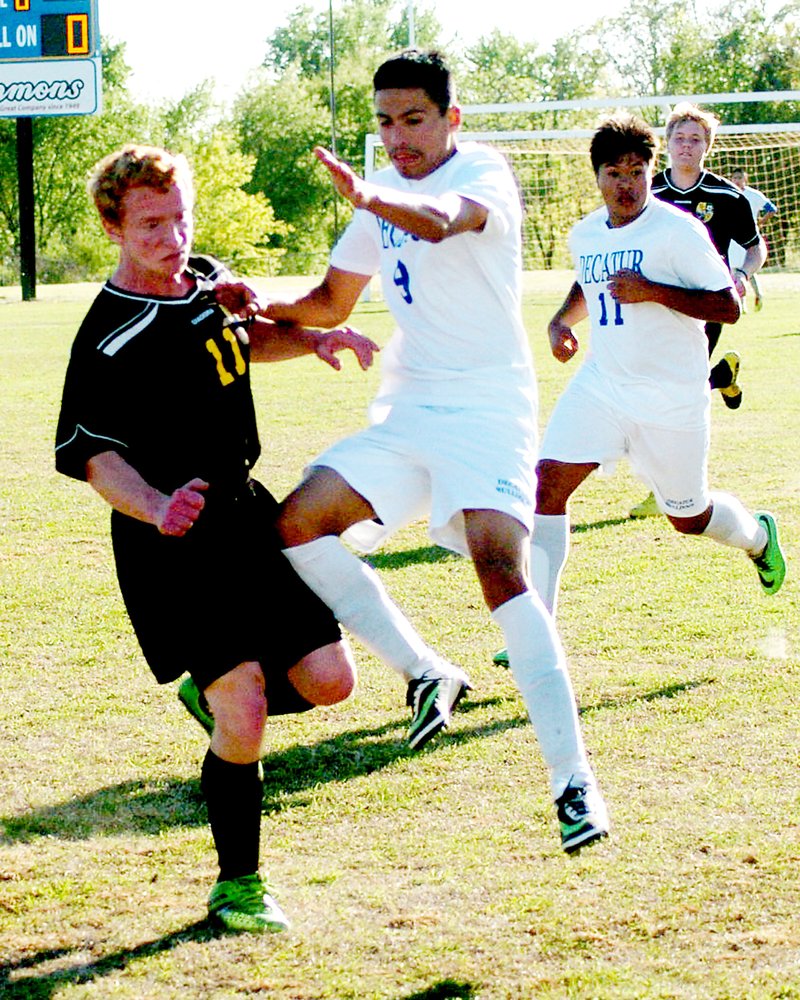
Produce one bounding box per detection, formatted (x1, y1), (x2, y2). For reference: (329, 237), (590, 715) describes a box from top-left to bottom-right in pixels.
(367, 544), (462, 570)
(571, 515), (639, 532)
(0, 697), (506, 845)
(0, 919), (222, 999)
(1, 939), (482, 1000)
(0, 679), (713, 846)
(402, 982), (479, 1000)
(580, 676), (715, 714)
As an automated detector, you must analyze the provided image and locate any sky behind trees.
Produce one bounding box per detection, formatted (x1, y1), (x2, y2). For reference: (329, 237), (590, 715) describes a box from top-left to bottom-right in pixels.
(98, 0), (641, 104)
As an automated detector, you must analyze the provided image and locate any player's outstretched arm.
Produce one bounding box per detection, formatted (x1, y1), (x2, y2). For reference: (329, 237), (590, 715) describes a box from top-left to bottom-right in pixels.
(313, 145), (488, 243)
(608, 268), (741, 324)
(258, 266), (370, 331)
(87, 451), (208, 537)
(249, 320), (379, 371)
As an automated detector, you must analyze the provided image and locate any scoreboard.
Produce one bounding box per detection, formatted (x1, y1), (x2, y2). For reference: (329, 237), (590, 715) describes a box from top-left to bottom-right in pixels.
(1, 0), (95, 58)
(0, 0), (101, 116)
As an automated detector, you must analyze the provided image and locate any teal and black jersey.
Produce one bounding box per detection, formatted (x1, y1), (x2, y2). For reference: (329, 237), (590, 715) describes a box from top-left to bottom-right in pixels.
(652, 168), (760, 264)
(55, 255), (259, 495)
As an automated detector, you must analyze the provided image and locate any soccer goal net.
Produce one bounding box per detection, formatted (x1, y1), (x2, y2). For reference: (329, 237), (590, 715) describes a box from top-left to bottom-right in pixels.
(364, 91), (800, 271)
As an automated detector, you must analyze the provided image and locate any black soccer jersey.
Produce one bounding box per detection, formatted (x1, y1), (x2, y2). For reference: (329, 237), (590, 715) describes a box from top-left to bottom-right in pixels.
(652, 168), (760, 263)
(55, 255), (260, 495)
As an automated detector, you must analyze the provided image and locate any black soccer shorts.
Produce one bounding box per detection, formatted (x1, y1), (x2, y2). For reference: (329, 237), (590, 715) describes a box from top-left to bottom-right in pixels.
(111, 478), (341, 689)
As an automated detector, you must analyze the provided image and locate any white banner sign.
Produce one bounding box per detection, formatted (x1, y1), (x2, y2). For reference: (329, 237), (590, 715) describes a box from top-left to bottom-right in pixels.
(0, 56), (100, 117)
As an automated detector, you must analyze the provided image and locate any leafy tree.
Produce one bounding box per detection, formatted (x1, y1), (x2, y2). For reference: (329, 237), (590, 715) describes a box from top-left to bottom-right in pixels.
(233, 68), (338, 273)
(592, 0), (800, 116)
(265, 0), (439, 77)
(233, 0), (443, 272)
(191, 132), (289, 275)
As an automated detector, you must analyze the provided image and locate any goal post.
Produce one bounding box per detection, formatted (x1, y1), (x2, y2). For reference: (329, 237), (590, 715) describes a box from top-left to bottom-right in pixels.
(364, 90), (800, 271)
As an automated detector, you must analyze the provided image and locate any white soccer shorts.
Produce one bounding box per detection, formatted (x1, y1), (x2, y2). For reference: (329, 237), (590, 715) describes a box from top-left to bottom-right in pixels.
(307, 401), (538, 555)
(540, 377), (711, 518)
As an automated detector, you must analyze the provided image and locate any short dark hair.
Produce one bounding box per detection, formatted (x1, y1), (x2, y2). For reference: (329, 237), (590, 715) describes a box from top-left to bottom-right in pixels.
(373, 49), (454, 115)
(590, 113), (658, 174)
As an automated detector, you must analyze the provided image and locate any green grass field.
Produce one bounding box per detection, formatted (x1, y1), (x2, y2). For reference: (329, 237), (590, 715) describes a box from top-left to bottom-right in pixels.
(1, 274), (798, 999)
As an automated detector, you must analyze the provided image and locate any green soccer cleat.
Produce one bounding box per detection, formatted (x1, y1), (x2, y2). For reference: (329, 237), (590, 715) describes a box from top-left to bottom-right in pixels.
(178, 676), (215, 735)
(556, 780), (610, 854)
(629, 491), (660, 519)
(752, 511), (786, 595)
(492, 647), (510, 668)
(208, 874), (290, 934)
(406, 665), (471, 750)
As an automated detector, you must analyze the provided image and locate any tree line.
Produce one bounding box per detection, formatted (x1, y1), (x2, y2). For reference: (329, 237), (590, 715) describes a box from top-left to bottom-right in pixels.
(1, 0), (798, 284)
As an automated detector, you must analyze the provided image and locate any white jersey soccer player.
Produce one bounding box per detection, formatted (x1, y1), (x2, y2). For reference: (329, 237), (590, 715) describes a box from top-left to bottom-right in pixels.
(255, 50), (610, 853)
(332, 142), (535, 414)
(530, 114), (786, 630)
(565, 196), (729, 435)
(325, 141), (538, 555)
(728, 182), (778, 290)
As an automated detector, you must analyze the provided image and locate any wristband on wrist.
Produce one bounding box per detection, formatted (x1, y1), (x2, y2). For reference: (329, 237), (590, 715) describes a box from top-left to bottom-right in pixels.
(733, 267), (749, 280)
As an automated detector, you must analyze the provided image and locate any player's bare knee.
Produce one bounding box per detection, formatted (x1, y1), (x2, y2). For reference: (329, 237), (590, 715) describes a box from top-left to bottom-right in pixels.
(313, 672), (355, 706)
(667, 509), (711, 535)
(290, 642), (356, 706)
(205, 661), (267, 734)
(311, 650), (357, 706)
(473, 558), (527, 613)
(535, 459), (585, 514)
(534, 463), (555, 511)
(275, 496), (319, 547)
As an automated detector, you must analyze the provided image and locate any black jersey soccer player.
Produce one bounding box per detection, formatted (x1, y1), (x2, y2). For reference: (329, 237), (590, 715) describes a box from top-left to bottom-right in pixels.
(653, 102), (766, 407)
(55, 145), (378, 934)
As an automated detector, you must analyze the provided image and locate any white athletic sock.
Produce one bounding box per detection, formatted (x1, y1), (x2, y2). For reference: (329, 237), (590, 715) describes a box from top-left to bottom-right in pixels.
(283, 536), (447, 682)
(530, 513), (570, 617)
(492, 592), (594, 799)
(702, 491), (767, 556)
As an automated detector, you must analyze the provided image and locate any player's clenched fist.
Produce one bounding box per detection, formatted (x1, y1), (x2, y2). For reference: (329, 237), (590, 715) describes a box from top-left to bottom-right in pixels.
(548, 318), (579, 363)
(607, 268), (654, 303)
(215, 281), (261, 320)
(157, 478), (209, 536)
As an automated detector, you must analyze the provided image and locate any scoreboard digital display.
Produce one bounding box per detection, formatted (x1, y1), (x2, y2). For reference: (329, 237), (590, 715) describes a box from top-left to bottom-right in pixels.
(0, 0), (101, 116)
(0, 0), (97, 60)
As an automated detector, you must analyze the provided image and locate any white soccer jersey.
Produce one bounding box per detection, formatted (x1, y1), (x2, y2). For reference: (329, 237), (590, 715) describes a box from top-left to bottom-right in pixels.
(568, 196), (733, 428)
(330, 142), (536, 416)
(742, 184), (776, 219)
(729, 185), (777, 270)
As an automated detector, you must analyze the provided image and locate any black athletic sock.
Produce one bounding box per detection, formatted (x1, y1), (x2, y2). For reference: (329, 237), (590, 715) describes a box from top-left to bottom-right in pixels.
(200, 749), (263, 883)
(705, 321), (723, 358)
